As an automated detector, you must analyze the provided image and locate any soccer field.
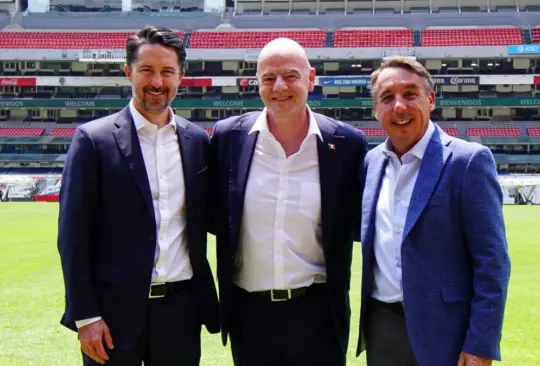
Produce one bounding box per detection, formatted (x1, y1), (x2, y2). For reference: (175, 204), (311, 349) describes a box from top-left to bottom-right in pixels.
(0, 203), (538, 365)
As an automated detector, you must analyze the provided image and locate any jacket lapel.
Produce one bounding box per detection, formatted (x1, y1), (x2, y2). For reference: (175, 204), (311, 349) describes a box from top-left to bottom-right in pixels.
(315, 115), (343, 255)
(362, 148), (388, 250)
(229, 114), (258, 253)
(112, 107), (154, 220)
(403, 126), (452, 240)
(175, 120), (194, 186)
(175, 119), (196, 254)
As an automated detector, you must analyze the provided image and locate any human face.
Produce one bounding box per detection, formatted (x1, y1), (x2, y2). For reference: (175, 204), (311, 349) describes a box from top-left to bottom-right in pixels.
(373, 67), (435, 156)
(124, 43), (184, 120)
(257, 52), (315, 119)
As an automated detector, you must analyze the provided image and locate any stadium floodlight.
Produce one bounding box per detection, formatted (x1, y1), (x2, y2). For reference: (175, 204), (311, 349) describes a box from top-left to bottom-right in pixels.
(382, 49), (417, 60)
(78, 50), (126, 63)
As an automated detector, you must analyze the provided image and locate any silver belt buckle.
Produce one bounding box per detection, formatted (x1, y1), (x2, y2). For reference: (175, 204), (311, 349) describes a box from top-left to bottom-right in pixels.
(149, 282), (166, 299)
(271, 289), (292, 302)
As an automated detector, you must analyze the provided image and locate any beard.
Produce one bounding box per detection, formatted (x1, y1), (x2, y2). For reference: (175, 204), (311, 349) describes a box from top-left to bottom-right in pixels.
(138, 86), (176, 114)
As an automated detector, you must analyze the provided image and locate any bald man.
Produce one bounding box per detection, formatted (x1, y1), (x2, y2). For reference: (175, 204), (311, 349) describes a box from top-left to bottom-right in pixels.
(209, 38), (369, 366)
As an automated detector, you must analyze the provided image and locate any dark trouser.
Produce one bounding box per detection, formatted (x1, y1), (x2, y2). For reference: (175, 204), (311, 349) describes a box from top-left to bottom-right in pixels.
(83, 281), (202, 366)
(229, 283), (344, 366)
(365, 297), (419, 366)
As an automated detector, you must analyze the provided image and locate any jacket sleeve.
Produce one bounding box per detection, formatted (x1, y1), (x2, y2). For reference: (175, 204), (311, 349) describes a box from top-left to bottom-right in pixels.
(206, 123), (220, 236)
(460, 146), (511, 361)
(354, 132), (369, 243)
(57, 126), (101, 326)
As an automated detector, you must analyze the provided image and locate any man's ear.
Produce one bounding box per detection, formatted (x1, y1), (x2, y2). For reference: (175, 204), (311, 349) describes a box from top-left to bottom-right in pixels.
(428, 89), (436, 111)
(308, 67), (316, 92)
(124, 64), (131, 81)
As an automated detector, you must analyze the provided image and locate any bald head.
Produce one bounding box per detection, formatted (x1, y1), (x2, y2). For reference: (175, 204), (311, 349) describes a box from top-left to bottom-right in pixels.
(257, 38), (311, 73)
(256, 37), (315, 121)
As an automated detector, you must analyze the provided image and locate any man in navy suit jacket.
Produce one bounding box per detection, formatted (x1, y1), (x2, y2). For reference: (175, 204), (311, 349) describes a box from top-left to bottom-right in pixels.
(356, 58), (511, 366)
(57, 26), (219, 366)
(209, 38), (368, 366)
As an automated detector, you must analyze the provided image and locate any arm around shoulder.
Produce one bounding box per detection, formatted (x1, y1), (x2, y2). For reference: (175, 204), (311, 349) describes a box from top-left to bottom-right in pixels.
(57, 126), (101, 326)
(460, 145), (511, 361)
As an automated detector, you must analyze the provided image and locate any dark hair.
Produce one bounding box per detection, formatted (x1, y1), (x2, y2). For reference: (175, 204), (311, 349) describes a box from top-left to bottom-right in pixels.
(126, 25), (186, 71)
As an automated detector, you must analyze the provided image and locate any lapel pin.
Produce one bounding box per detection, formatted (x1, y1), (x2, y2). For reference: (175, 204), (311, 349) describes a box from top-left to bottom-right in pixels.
(328, 143), (336, 150)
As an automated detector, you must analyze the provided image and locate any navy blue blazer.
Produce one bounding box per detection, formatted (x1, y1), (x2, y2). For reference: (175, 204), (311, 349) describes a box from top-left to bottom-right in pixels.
(209, 111), (368, 354)
(357, 125), (511, 364)
(57, 106), (220, 349)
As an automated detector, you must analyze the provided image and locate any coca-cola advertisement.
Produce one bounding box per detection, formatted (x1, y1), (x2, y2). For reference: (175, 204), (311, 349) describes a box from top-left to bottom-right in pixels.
(0, 78), (37, 87)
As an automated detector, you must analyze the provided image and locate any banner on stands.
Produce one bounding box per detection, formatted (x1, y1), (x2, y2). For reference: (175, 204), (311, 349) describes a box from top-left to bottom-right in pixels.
(319, 77), (371, 86)
(0, 78), (36, 87)
(2, 97), (540, 109)
(508, 45), (540, 55)
(432, 76), (479, 85)
(237, 78), (258, 87)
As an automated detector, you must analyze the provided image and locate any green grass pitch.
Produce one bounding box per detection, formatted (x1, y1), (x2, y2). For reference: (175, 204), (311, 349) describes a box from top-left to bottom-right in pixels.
(0, 203), (538, 365)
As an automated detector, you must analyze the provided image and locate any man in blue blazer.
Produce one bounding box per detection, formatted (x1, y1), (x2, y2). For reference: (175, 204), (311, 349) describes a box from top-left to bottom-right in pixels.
(210, 38), (368, 366)
(356, 58), (511, 366)
(57, 26), (219, 365)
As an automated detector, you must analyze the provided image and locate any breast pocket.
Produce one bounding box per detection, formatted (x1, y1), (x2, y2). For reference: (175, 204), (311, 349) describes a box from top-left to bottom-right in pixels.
(299, 181), (321, 222)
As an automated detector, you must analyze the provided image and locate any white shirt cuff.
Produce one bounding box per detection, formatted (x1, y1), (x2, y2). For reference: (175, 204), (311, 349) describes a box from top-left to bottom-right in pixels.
(75, 316), (102, 329)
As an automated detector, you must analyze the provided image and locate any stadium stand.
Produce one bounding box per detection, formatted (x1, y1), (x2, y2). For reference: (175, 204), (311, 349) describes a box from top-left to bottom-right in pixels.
(0, 0), (539, 202)
(531, 27), (540, 44)
(421, 27), (523, 46)
(0, 127), (45, 137)
(527, 127), (540, 136)
(0, 31), (184, 49)
(49, 127), (76, 137)
(466, 127), (522, 137)
(189, 30), (326, 48)
(333, 29), (413, 48)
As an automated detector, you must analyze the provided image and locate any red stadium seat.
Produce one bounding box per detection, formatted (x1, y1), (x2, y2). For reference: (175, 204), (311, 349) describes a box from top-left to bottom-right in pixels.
(204, 127), (213, 136)
(357, 127), (387, 137)
(0, 31), (184, 49)
(49, 127), (77, 137)
(0, 127), (45, 136)
(334, 29), (413, 48)
(532, 28), (540, 44)
(527, 127), (540, 136)
(466, 127), (521, 137)
(189, 30), (326, 49)
(357, 126), (459, 137)
(421, 28), (523, 47)
(442, 127), (460, 137)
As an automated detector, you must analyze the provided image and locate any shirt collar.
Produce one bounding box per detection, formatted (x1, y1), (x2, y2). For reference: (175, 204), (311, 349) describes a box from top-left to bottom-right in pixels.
(129, 99), (178, 131)
(249, 105), (323, 142)
(383, 120), (435, 160)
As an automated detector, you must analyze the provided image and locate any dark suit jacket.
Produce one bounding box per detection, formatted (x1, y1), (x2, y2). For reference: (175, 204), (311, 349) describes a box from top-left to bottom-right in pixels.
(357, 125), (511, 365)
(57, 106), (220, 349)
(209, 111), (368, 354)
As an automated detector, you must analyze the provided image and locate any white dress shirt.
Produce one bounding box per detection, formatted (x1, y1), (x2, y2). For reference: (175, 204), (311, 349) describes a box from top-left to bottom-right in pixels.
(76, 100), (192, 328)
(234, 106), (327, 292)
(371, 121), (435, 303)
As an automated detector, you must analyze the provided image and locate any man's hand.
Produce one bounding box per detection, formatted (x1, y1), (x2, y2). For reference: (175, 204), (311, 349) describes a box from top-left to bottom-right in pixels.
(78, 319), (114, 364)
(457, 352), (493, 366)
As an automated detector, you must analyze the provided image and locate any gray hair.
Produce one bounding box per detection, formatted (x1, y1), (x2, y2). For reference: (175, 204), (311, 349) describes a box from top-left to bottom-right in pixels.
(369, 57), (434, 98)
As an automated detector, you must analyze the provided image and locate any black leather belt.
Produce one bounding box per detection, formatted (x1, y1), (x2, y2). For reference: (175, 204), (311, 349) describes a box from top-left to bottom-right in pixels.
(149, 279), (192, 299)
(239, 283), (325, 302)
